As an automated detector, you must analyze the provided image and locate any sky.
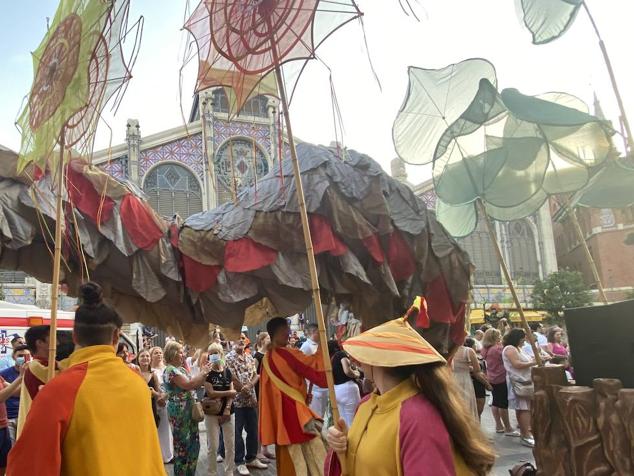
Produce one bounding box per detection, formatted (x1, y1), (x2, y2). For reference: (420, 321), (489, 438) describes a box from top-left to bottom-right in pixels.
(1, 0), (633, 185)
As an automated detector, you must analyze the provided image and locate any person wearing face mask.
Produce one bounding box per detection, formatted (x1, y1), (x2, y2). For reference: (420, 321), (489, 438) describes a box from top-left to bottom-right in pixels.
(0, 345), (30, 443)
(203, 343), (236, 476)
(6, 282), (164, 476)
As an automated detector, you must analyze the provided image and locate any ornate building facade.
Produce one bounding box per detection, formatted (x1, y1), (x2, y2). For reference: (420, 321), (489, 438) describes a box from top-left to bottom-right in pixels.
(395, 159), (559, 308)
(93, 88), (281, 217)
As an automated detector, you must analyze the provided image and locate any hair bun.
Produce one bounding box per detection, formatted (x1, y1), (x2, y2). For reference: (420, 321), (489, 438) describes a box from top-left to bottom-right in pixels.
(79, 282), (103, 307)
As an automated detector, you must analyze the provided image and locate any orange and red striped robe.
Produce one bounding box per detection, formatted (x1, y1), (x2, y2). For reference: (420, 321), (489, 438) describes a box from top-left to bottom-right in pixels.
(259, 346), (328, 475)
(7, 345), (164, 476)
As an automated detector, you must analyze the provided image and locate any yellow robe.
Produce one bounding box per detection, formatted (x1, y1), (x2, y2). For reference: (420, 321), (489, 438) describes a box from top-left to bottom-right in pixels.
(7, 345), (164, 475)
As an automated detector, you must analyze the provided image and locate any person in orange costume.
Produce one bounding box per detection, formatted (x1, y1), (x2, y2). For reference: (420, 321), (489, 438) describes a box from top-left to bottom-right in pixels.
(7, 282), (164, 476)
(259, 317), (328, 476)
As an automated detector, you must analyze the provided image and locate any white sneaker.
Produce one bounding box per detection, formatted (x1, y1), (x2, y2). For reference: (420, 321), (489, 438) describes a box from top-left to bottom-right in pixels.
(217, 454), (224, 463)
(237, 464), (250, 475)
(246, 459), (268, 469)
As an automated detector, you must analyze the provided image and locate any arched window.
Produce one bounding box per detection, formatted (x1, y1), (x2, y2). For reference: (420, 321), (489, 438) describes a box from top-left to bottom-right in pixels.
(143, 164), (203, 219)
(211, 89), (269, 118)
(214, 138), (269, 204)
(457, 219), (501, 285)
(507, 220), (540, 284)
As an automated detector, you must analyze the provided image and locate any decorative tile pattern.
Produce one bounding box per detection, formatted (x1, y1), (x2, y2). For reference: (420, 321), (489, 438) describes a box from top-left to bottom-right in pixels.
(420, 189), (437, 209)
(213, 119), (271, 153)
(99, 156), (128, 179)
(139, 134), (204, 180)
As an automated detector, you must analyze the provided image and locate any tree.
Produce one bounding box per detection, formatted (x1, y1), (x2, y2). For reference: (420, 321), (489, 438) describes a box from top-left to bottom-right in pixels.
(532, 269), (593, 318)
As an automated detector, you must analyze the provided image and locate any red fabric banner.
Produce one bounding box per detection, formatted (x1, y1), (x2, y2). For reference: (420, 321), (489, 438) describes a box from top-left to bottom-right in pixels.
(425, 275), (457, 325)
(169, 224), (180, 249)
(309, 214), (348, 256)
(119, 194), (164, 251)
(387, 230), (415, 281)
(66, 165), (114, 225)
(362, 234), (385, 263)
(182, 254), (222, 292)
(224, 237), (278, 273)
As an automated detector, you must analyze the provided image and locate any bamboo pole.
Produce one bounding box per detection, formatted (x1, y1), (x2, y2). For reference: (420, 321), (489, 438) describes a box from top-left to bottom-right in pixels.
(567, 206), (609, 304)
(583, 1), (634, 153)
(477, 200), (543, 365)
(47, 135), (66, 380)
(273, 65), (347, 471)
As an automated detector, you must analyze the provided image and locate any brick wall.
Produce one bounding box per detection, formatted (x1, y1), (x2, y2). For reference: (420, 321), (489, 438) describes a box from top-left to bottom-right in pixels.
(553, 205), (634, 300)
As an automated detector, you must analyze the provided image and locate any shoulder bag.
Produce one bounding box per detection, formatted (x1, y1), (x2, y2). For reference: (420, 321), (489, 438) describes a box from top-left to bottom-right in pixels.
(510, 375), (534, 399)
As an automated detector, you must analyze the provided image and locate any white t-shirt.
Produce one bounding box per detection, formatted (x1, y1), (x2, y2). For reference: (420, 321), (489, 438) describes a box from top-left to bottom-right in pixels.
(300, 338), (318, 356)
(522, 332), (547, 356)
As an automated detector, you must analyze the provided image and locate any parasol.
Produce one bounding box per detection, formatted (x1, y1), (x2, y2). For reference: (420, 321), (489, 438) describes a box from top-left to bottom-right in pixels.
(15, 0), (143, 378)
(184, 0), (364, 453)
(517, 0), (633, 152)
(393, 60), (613, 361)
(431, 81), (615, 304)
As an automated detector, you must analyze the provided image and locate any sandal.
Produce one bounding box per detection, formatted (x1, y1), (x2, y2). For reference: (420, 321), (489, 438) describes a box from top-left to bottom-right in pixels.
(505, 430), (521, 437)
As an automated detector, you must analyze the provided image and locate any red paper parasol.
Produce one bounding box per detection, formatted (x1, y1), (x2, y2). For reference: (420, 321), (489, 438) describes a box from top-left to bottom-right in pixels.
(184, 0), (361, 115)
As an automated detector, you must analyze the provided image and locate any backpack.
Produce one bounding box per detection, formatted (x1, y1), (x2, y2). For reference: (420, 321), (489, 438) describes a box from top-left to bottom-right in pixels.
(509, 462), (537, 476)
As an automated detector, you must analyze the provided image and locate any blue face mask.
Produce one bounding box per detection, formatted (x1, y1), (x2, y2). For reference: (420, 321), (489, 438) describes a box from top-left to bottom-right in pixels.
(209, 354), (222, 364)
(15, 357), (25, 366)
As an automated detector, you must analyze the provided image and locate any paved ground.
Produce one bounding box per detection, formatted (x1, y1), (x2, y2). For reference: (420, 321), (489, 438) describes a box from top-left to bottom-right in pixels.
(166, 402), (534, 475)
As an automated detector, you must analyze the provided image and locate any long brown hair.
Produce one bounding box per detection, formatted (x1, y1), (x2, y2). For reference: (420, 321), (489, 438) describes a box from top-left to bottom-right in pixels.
(389, 363), (495, 475)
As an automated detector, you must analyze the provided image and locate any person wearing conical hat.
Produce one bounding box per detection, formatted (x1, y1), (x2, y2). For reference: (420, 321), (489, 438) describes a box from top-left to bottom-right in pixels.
(325, 304), (495, 476)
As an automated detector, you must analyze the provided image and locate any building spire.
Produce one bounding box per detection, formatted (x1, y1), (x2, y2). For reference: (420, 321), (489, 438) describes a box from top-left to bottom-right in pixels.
(593, 92), (606, 120)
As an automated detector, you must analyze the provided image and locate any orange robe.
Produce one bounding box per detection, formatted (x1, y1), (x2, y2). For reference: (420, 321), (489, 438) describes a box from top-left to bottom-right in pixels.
(259, 346), (328, 476)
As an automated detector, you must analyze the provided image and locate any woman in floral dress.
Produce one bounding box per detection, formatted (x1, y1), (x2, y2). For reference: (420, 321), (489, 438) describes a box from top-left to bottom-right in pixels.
(163, 341), (211, 476)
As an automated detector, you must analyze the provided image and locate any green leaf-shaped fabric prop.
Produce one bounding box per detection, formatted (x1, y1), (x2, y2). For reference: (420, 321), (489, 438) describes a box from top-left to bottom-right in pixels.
(519, 0), (583, 44)
(393, 58), (497, 165)
(575, 158), (634, 209)
(432, 78), (613, 222)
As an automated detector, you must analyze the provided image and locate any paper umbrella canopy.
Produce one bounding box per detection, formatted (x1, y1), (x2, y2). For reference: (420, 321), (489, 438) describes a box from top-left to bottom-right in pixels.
(183, 0), (361, 116)
(0, 143), (473, 353)
(16, 0), (142, 173)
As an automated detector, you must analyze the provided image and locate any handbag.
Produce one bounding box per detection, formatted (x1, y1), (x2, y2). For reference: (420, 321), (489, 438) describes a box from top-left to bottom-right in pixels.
(509, 462), (537, 475)
(202, 397), (224, 416)
(191, 400), (205, 422)
(510, 376), (534, 399)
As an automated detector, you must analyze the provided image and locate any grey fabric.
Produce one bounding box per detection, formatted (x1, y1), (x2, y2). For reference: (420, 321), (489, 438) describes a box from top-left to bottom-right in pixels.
(0, 181), (37, 250)
(215, 270), (258, 303)
(132, 252), (166, 303)
(269, 252), (311, 290)
(99, 205), (139, 256)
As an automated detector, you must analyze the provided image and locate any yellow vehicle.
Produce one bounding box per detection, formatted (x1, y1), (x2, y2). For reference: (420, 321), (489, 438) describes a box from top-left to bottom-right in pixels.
(469, 308), (546, 326)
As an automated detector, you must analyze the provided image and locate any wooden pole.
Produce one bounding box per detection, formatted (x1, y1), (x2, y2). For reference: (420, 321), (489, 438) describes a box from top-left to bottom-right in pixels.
(583, 1), (634, 153)
(274, 65), (347, 471)
(477, 200), (543, 365)
(567, 206), (609, 304)
(47, 135), (66, 380)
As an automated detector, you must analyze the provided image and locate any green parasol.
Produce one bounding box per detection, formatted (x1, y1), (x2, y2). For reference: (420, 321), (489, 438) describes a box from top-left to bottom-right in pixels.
(16, 0), (142, 379)
(517, 0), (633, 152)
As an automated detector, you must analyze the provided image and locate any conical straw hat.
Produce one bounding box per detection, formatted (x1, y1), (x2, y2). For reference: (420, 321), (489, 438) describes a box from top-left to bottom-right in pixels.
(343, 312), (446, 368)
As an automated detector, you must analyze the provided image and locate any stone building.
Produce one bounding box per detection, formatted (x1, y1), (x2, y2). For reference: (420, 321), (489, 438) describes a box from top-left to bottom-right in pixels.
(93, 89), (281, 215)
